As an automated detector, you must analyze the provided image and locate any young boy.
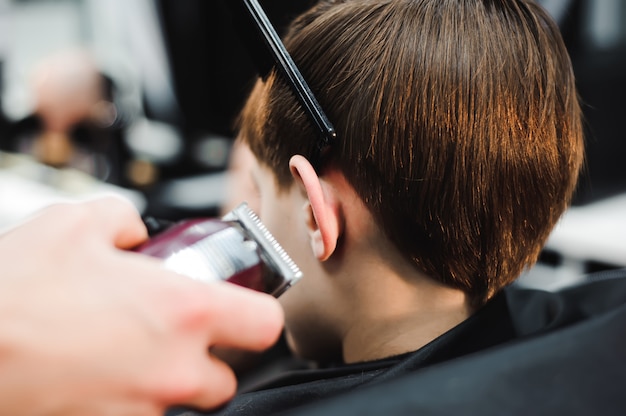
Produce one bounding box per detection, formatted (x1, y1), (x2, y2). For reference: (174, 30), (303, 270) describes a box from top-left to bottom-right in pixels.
(178, 0), (583, 414)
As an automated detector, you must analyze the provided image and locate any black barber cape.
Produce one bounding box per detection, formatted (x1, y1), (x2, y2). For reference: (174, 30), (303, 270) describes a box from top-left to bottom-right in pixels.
(169, 271), (626, 416)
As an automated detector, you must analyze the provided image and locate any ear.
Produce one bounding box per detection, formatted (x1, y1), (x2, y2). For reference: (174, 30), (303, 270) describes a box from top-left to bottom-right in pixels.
(289, 155), (342, 261)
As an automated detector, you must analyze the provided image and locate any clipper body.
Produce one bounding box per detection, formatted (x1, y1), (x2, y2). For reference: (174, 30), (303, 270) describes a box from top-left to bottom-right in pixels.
(135, 203), (302, 297)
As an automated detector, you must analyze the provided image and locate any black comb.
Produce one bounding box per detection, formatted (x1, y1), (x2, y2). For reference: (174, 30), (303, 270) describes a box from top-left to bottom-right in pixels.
(223, 0), (336, 151)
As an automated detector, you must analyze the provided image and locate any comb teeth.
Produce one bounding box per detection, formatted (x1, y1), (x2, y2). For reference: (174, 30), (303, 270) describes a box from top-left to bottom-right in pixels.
(223, 203), (303, 289)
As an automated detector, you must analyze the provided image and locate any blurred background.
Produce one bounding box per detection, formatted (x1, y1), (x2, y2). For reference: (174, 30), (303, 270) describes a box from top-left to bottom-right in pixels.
(0, 0), (624, 288)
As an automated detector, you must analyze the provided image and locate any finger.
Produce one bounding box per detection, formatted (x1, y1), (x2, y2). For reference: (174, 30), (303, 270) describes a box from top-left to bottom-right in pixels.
(201, 283), (284, 351)
(192, 354), (239, 410)
(127, 266), (284, 351)
(165, 353), (237, 410)
(81, 196), (148, 249)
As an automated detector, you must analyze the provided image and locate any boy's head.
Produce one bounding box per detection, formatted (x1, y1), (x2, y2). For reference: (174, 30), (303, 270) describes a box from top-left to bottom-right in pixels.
(239, 0), (582, 328)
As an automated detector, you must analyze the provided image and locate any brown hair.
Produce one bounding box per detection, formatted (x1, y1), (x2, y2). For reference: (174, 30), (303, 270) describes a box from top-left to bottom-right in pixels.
(238, 0), (584, 306)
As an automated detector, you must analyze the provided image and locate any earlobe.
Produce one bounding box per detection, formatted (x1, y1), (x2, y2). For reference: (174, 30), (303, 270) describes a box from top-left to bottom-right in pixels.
(289, 155), (342, 261)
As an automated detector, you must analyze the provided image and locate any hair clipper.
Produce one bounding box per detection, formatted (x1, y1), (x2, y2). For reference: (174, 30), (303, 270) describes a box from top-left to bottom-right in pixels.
(135, 203), (302, 297)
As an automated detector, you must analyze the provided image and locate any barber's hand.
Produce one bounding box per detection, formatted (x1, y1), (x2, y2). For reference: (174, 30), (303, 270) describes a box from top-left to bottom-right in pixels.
(0, 197), (284, 415)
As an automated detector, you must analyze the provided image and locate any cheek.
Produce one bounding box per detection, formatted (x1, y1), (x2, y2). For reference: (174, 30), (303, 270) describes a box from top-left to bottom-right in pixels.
(258, 198), (284, 242)
(259, 194), (299, 253)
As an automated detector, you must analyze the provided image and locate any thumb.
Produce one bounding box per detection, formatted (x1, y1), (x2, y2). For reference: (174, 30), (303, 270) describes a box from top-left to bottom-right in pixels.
(82, 196), (148, 249)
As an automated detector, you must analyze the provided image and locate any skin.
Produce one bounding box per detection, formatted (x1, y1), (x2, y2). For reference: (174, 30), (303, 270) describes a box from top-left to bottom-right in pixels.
(0, 197), (283, 415)
(248, 149), (473, 364)
(220, 140), (262, 216)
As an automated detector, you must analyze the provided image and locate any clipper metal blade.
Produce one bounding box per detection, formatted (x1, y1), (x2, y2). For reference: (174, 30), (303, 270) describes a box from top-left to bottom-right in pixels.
(223, 203), (303, 296)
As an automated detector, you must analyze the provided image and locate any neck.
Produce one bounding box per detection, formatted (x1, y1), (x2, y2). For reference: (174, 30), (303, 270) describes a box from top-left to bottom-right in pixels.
(338, 258), (473, 364)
